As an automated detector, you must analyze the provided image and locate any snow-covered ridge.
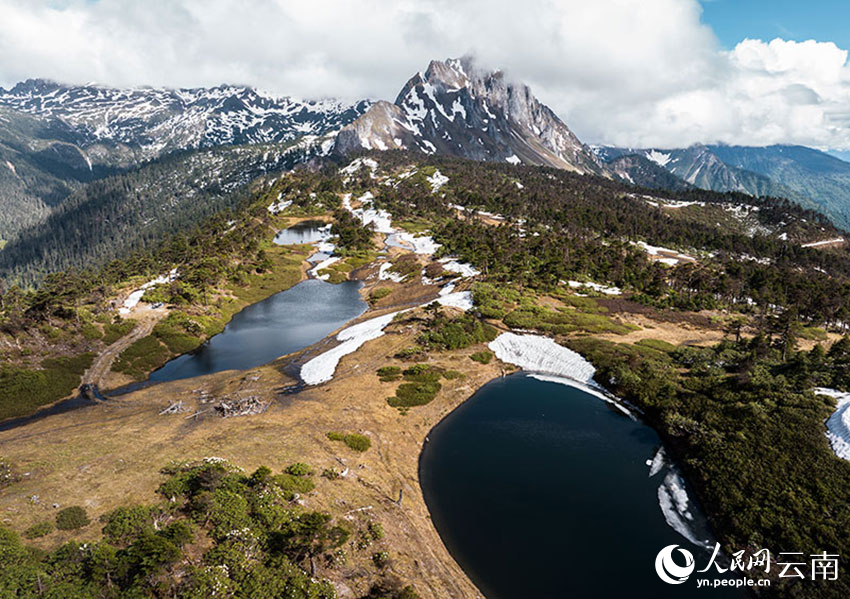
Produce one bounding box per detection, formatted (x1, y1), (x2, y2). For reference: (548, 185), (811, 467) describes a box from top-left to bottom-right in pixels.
(0, 78), (370, 159)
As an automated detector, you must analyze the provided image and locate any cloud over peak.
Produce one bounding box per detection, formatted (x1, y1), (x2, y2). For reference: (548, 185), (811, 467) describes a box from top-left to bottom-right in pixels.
(0, 0), (848, 150)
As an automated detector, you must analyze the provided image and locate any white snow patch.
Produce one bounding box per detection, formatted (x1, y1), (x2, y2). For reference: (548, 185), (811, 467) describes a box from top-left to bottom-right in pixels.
(378, 262), (406, 283)
(267, 198), (292, 214)
(439, 258), (480, 278)
(119, 269), (179, 314)
(657, 472), (711, 548)
(342, 193), (394, 234)
(386, 231), (441, 255)
(489, 333), (595, 385)
(645, 150), (672, 167)
(302, 285), (476, 385)
(648, 447), (667, 477)
(436, 291), (473, 311)
(802, 237), (844, 248)
(300, 312), (399, 385)
(426, 169), (449, 193)
(567, 280), (621, 295)
(816, 388), (850, 461)
(310, 256), (341, 280)
(505, 154), (521, 165)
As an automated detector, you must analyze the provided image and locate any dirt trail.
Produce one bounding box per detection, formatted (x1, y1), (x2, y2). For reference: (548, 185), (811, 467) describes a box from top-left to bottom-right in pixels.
(82, 308), (167, 388)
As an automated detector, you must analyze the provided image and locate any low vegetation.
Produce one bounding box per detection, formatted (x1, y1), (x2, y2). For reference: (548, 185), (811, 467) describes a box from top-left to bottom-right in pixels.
(327, 431), (372, 452)
(0, 353), (95, 420)
(0, 459), (418, 598)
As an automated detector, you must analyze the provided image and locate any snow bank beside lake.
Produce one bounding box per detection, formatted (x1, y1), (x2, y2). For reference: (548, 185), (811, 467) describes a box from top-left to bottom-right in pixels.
(815, 388), (850, 461)
(489, 333), (595, 384)
(310, 256), (340, 280)
(301, 284), (475, 385)
(300, 311), (399, 385)
(658, 472), (711, 549)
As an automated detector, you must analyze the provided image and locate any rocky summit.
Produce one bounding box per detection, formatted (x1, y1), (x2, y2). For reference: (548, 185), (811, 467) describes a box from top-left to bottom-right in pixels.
(334, 57), (607, 175)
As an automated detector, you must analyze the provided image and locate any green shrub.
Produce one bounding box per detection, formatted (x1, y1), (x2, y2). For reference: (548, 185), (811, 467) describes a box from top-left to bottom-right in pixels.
(377, 366), (402, 382)
(103, 319), (137, 344)
(0, 353), (95, 420)
(272, 473), (316, 498)
(80, 323), (102, 341)
(470, 351), (493, 364)
(285, 462), (314, 477)
(370, 288), (392, 302)
(56, 506), (90, 530)
(112, 335), (171, 380)
(322, 468), (342, 480)
(402, 364), (441, 383)
(387, 382), (442, 408)
(418, 315), (498, 351)
(635, 338), (678, 353)
(101, 505), (154, 545)
(368, 522), (385, 540)
(327, 432), (371, 452)
(394, 347), (425, 361)
(24, 521), (53, 539)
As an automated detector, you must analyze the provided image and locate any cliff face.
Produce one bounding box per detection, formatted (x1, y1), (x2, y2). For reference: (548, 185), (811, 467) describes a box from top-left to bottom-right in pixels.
(334, 57), (608, 175)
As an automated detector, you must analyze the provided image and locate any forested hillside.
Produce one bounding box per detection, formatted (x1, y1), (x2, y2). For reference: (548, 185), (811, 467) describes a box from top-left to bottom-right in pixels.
(0, 141), (316, 287)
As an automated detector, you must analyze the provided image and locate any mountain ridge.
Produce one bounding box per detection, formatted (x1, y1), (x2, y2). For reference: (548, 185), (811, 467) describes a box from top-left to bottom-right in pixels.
(334, 57), (607, 176)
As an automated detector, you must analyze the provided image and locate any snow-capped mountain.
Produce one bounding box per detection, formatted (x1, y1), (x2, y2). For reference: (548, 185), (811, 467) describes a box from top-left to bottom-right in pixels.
(334, 57), (607, 175)
(596, 144), (850, 228)
(0, 79), (371, 161)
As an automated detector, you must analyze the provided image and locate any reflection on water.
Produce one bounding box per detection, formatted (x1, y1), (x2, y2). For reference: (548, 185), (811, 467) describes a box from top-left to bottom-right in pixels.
(150, 279), (367, 382)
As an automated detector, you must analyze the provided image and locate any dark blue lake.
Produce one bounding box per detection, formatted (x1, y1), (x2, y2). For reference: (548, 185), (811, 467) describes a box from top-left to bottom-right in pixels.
(419, 373), (744, 598)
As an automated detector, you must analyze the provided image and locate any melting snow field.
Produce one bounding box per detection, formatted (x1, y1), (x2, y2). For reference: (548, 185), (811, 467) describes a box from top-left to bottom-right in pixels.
(488, 333), (596, 384)
(378, 262), (406, 283)
(119, 269), (178, 314)
(300, 312), (399, 385)
(816, 388), (850, 460)
(300, 286), (474, 385)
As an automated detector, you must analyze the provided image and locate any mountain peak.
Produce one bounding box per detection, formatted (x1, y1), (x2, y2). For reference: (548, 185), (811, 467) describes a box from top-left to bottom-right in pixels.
(335, 57), (607, 175)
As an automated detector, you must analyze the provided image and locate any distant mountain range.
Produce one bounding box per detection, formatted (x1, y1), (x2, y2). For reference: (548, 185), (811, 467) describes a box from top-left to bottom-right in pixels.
(595, 144), (850, 230)
(0, 80), (369, 241)
(2, 60), (850, 285)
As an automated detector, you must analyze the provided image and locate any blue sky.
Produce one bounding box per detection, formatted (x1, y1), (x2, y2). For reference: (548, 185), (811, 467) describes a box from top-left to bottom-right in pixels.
(700, 0), (850, 50)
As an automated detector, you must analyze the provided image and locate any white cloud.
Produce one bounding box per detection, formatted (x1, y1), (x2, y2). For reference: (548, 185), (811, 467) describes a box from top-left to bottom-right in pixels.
(0, 0), (848, 150)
